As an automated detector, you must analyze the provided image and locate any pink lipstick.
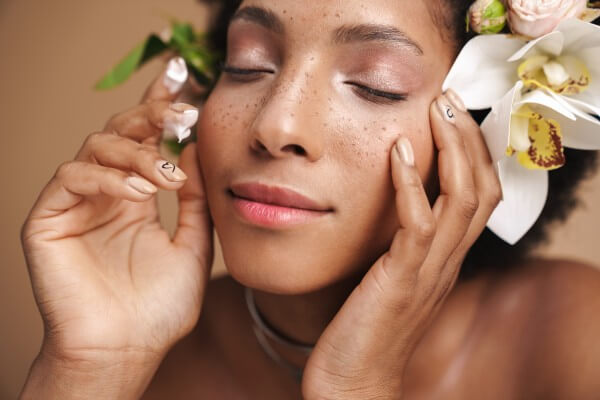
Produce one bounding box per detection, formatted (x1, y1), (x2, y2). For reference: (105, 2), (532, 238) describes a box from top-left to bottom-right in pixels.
(229, 183), (332, 228)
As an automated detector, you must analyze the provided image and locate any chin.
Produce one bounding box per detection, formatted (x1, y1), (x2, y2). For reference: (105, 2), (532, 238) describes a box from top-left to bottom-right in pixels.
(216, 226), (388, 295)
(218, 233), (335, 294)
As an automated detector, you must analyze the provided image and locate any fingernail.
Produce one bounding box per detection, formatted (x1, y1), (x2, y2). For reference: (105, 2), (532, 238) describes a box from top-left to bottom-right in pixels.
(436, 96), (456, 125)
(163, 57), (188, 94)
(156, 160), (187, 182)
(127, 176), (157, 194)
(164, 105), (199, 143)
(395, 137), (414, 166)
(445, 89), (466, 112)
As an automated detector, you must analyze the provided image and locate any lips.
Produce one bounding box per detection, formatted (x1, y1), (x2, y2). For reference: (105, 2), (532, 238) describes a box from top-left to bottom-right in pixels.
(229, 182), (331, 212)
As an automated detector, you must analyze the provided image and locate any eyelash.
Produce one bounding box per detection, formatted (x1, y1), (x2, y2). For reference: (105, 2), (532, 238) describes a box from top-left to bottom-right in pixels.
(219, 63), (408, 105)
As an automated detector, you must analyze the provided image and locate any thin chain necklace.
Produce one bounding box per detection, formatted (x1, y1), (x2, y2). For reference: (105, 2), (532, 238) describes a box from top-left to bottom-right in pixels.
(244, 286), (315, 382)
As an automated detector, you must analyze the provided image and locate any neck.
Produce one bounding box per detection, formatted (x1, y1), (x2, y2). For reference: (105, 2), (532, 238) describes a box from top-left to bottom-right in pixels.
(251, 273), (363, 369)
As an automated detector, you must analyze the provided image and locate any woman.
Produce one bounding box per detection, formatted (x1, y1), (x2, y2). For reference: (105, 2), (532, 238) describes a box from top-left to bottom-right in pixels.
(19, 0), (600, 398)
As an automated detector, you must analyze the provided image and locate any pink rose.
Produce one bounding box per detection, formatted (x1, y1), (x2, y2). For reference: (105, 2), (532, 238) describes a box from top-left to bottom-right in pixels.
(506, 0), (587, 38)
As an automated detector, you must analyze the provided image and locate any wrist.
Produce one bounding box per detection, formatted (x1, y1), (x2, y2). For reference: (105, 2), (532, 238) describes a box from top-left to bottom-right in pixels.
(20, 344), (165, 400)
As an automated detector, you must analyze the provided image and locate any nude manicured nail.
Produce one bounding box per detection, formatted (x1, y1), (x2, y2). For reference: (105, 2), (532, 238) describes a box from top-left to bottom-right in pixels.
(436, 97), (456, 125)
(163, 57), (188, 94)
(156, 160), (187, 181)
(445, 89), (466, 112)
(127, 176), (157, 194)
(395, 137), (414, 166)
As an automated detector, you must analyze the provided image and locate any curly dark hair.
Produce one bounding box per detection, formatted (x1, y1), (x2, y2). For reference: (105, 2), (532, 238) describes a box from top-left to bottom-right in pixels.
(199, 0), (599, 280)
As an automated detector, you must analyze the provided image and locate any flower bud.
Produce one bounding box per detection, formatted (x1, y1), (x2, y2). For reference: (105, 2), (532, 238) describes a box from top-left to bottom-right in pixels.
(468, 0), (507, 34)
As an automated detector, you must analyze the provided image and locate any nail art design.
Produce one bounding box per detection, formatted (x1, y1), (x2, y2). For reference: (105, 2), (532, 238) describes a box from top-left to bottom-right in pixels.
(156, 160), (187, 181)
(436, 98), (456, 124)
(163, 57), (188, 94)
(161, 161), (176, 173)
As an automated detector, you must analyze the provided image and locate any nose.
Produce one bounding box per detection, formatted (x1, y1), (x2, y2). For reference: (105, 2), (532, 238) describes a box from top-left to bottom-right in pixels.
(248, 74), (325, 162)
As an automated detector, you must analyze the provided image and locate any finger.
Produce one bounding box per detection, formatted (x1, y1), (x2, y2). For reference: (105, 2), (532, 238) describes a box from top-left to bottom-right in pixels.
(420, 95), (479, 275)
(172, 143), (214, 269)
(141, 56), (189, 104)
(358, 137), (435, 305)
(74, 132), (188, 190)
(104, 101), (198, 145)
(444, 89), (502, 255)
(28, 161), (157, 221)
(385, 137), (436, 276)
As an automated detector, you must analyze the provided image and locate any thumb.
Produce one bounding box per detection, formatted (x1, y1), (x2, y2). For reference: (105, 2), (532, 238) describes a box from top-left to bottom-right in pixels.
(173, 142), (214, 269)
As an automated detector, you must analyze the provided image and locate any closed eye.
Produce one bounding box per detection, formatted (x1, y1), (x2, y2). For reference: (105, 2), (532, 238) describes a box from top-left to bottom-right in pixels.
(346, 82), (408, 105)
(219, 63), (407, 105)
(219, 63), (274, 81)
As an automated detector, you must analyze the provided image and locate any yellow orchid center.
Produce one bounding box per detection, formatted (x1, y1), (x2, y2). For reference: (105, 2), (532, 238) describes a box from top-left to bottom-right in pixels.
(518, 54), (590, 95)
(507, 105), (565, 171)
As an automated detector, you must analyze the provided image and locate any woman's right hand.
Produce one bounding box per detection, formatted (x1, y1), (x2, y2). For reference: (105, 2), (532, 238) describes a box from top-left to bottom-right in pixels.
(20, 57), (213, 375)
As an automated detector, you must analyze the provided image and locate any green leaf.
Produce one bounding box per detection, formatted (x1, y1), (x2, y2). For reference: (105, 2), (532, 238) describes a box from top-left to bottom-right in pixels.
(170, 22), (196, 47)
(94, 34), (169, 90)
(163, 138), (186, 155)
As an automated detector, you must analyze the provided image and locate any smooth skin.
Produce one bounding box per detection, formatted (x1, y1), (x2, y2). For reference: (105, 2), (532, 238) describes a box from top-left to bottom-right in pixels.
(20, 72), (213, 399)
(20, 0), (600, 399)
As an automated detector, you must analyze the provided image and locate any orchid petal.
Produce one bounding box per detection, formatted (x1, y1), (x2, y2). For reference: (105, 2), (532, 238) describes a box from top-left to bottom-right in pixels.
(563, 96), (600, 118)
(561, 113), (600, 150)
(518, 89), (577, 120)
(515, 107), (565, 170)
(509, 111), (531, 152)
(480, 82), (523, 165)
(555, 18), (600, 52)
(486, 156), (548, 245)
(570, 47), (600, 110)
(443, 35), (523, 109)
(507, 30), (564, 62)
(525, 92), (600, 150)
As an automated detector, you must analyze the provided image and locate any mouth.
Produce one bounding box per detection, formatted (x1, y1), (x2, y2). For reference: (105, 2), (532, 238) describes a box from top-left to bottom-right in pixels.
(228, 182), (333, 228)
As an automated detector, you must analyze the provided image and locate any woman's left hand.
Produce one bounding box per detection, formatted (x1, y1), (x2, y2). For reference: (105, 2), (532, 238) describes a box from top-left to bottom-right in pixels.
(302, 92), (502, 399)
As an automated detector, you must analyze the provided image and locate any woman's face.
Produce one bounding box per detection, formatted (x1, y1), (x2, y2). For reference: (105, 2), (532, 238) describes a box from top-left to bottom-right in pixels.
(197, 0), (456, 294)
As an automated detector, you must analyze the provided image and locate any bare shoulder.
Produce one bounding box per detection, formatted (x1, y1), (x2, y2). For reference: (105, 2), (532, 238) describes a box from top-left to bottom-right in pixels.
(482, 258), (600, 398)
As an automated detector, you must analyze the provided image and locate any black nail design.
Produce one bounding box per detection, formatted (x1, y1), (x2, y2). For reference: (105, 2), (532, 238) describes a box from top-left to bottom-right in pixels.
(446, 106), (455, 119)
(161, 162), (176, 173)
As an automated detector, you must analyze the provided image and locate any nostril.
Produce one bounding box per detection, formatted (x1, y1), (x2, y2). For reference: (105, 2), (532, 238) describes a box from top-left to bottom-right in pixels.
(284, 144), (306, 156)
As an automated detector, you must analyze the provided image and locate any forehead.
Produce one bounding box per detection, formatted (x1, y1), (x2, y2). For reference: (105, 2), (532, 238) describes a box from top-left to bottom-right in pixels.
(234, 0), (445, 56)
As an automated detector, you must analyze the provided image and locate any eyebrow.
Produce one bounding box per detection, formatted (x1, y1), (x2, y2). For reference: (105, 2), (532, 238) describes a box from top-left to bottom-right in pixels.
(231, 6), (284, 34)
(332, 24), (424, 56)
(230, 6), (424, 56)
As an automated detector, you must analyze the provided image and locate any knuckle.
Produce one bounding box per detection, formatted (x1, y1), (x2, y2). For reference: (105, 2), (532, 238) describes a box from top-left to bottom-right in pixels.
(486, 181), (503, 209)
(404, 170), (423, 189)
(459, 192), (479, 219)
(104, 112), (122, 131)
(413, 219), (436, 242)
(134, 144), (160, 162)
(55, 161), (77, 180)
(84, 131), (108, 149)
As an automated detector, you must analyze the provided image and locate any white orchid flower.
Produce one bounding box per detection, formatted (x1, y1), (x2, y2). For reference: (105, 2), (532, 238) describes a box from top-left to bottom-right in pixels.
(479, 81), (600, 244)
(442, 17), (600, 245)
(443, 17), (600, 113)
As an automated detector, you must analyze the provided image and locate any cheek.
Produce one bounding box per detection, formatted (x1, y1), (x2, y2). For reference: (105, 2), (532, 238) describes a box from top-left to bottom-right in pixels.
(331, 105), (435, 187)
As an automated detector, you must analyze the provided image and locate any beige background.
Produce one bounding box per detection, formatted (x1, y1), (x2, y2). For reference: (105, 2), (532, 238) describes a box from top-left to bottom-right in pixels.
(1, 1), (599, 398)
